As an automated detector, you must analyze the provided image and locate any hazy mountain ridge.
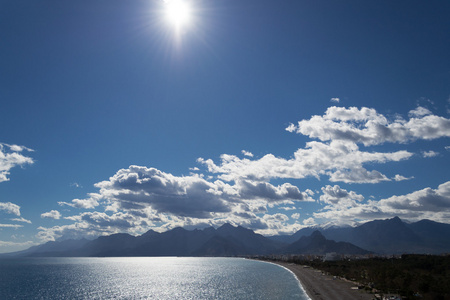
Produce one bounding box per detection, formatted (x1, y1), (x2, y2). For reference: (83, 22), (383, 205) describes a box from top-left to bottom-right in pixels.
(270, 217), (450, 254)
(3, 217), (449, 257)
(283, 230), (372, 255)
(6, 224), (286, 257)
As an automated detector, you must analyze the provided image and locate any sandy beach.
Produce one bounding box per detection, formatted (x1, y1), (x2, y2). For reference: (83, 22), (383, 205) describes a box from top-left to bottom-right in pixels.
(273, 261), (375, 300)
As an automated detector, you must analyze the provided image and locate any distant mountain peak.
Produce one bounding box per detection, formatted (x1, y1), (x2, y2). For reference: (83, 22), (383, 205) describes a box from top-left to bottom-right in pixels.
(310, 230), (325, 238)
(284, 230), (370, 255)
(171, 227), (188, 232)
(390, 216), (402, 222)
(217, 223), (239, 234)
(218, 223), (235, 229)
(140, 229), (159, 238)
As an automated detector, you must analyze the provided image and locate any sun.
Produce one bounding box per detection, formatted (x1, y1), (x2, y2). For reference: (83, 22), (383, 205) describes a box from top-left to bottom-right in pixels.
(164, 0), (192, 29)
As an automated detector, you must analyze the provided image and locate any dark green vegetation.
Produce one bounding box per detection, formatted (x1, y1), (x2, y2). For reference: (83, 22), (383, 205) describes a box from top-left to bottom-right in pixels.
(285, 255), (450, 300)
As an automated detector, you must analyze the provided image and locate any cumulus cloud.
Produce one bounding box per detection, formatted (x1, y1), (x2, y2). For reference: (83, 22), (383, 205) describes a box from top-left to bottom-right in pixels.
(199, 140), (412, 184)
(303, 217), (316, 226)
(83, 165), (314, 220)
(320, 185), (364, 205)
(0, 202), (21, 216)
(278, 206), (297, 211)
(0, 143), (34, 183)
(241, 150), (254, 157)
(34, 105), (450, 238)
(59, 194), (100, 209)
(93, 166), (234, 218)
(285, 123), (296, 133)
(330, 97), (340, 103)
(314, 181), (450, 224)
(78, 211), (152, 230)
(422, 150), (439, 158)
(37, 208), (303, 240)
(39, 165), (315, 240)
(41, 210), (62, 220)
(313, 185), (368, 226)
(408, 106), (432, 117)
(393, 174), (414, 181)
(237, 180), (313, 202)
(378, 181), (450, 215)
(0, 240), (37, 253)
(286, 106), (450, 146)
(36, 211), (154, 242)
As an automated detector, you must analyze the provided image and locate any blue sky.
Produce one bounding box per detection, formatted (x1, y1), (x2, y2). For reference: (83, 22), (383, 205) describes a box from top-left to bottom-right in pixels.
(1, 0), (449, 252)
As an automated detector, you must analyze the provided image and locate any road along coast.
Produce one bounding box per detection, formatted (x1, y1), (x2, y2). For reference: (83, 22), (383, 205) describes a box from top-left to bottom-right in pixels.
(273, 261), (375, 300)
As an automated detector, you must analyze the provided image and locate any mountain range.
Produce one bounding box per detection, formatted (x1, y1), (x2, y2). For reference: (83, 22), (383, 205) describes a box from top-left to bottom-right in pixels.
(3, 217), (450, 257)
(270, 216), (450, 254)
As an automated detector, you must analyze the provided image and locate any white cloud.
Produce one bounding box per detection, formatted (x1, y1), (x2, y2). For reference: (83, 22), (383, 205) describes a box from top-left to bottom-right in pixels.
(237, 180), (313, 202)
(41, 210), (62, 220)
(291, 213), (300, 219)
(303, 217), (316, 226)
(37, 208), (304, 240)
(93, 166), (234, 218)
(199, 140), (412, 184)
(285, 123), (296, 133)
(40, 163), (317, 240)
(378, 181), (450, 215)
(85, 165), (313, 220)
(330, 97), (340, 103)
(11, 217), (31, 224)
(0, 240), (37, 253)
(37, 223), (103, 242)
(278, 206), (297, 211)
(78, 211), (151, 229)
(36, 211), (151, 242)
(4, 144), (34, 152)
(241, 150), (254, 157)
(34, 105), (450, 238)
(0, 143), (34, 183)
(320, 185), (364, 205)
(422, 150), (439, 158)
(314, 181), (450, 225)
(393, 174), (414, 181)
(287, 106), (450, 146)
(314, 185), (367, 226)
(41, 165), (314, 240)
(0, 240), (33, 246)
(0, 224), (23, 228)
(59, 194), (100, 209)
(0, 202), (21, 216)
(408, 106), (432, 117)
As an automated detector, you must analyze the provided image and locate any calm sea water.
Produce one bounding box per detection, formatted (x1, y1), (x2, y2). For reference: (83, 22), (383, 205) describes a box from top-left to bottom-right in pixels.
(0, 257), (309, 299)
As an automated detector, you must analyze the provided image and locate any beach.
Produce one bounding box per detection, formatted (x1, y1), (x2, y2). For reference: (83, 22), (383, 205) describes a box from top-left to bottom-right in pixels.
(274, 261), (375, 300)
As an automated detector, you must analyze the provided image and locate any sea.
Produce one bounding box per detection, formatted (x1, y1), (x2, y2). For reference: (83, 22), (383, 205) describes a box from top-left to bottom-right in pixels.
(0, 257), (310, 299)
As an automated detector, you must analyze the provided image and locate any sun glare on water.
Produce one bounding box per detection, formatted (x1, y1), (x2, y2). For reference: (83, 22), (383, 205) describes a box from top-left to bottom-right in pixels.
(164, 0), (192, 29)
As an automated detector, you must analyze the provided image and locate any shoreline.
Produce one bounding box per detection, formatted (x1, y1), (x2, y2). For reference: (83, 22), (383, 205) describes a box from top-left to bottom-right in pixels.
(270, 261), (375, 300)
